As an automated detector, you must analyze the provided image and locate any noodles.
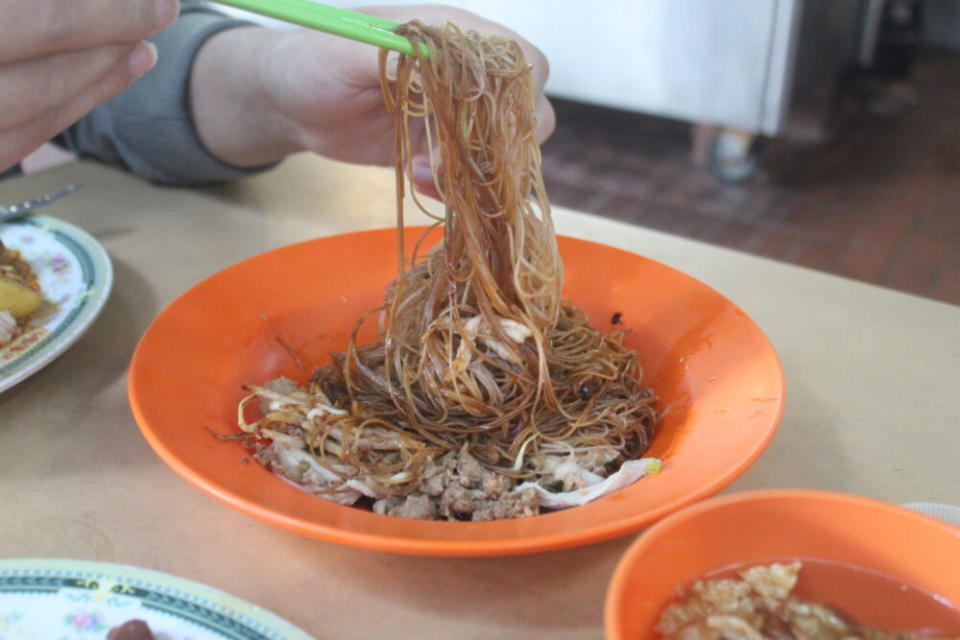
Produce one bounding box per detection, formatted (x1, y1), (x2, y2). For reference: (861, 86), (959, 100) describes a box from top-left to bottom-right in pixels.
(241, 21), (660, 520)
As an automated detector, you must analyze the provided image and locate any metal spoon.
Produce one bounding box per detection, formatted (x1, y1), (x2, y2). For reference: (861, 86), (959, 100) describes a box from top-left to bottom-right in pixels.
(0, 184), (80, 222)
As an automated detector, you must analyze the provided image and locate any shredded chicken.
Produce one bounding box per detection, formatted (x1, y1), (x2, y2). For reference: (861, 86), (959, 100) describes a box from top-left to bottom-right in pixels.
(516, 458), (662, 509)
(449, 314), (533, 374)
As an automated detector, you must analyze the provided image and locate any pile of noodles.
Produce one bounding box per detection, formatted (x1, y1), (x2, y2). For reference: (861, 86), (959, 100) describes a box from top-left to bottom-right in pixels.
(239, 21), (659, 511)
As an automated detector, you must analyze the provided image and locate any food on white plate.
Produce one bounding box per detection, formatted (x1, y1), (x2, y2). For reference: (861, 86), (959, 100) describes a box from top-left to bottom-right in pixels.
(0, 239), (44, 346)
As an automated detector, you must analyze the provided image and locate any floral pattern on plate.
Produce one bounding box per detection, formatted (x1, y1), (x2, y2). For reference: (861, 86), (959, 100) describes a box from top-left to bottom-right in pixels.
(0, 216), (112, 391)
(0, 559), (313, 640)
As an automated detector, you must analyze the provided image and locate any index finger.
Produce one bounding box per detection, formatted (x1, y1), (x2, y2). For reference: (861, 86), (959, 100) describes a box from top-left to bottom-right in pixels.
(0, 0), (179, 63)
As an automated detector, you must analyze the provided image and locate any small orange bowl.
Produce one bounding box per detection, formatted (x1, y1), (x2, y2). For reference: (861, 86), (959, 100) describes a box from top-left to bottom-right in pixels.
(605, 489), (960, 639)
(129, 226), (784, 556)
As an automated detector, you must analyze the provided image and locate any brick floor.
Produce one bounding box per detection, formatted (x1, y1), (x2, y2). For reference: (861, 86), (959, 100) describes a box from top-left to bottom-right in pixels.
(540, 48), (960, 306)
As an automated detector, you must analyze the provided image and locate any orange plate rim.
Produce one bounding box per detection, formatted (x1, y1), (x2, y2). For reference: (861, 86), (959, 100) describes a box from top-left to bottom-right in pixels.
(128, 227), (786, 556)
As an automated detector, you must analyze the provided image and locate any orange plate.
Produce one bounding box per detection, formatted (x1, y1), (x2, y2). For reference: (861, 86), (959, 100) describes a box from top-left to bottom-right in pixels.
(605, 490), (960, 639)
(128, 227), (784, 556)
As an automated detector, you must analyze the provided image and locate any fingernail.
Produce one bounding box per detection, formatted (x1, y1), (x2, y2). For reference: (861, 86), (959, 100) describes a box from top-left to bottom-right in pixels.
(411, 156), (434, 184)
(129, 41), (159, 76)
(154, 0), (180, 29)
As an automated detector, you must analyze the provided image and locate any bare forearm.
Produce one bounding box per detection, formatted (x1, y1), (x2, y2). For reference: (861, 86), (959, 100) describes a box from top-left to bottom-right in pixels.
(189, 26), (298, 168)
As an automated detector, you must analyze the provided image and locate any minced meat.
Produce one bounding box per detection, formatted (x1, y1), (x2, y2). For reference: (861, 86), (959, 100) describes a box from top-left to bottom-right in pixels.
(373, 447), (540, 521)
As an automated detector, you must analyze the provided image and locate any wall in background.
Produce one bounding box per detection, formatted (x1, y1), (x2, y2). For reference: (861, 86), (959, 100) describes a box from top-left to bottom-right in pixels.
(215, 0), (803, 135)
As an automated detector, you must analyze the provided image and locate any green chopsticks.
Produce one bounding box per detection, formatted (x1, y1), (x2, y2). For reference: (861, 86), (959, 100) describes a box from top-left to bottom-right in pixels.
(212, 0), (424, 56)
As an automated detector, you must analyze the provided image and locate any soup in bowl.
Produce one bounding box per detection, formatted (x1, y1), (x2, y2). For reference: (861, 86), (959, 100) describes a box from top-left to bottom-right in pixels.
(605, 489), (960, 639)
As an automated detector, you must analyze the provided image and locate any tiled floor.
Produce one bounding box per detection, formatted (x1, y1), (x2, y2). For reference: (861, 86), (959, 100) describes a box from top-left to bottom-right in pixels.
(540, 49), (960, 306)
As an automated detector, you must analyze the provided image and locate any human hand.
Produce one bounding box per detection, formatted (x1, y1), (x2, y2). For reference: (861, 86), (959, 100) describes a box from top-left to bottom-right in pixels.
(0, 0), (179, 172)
(189, 4), (554, 196)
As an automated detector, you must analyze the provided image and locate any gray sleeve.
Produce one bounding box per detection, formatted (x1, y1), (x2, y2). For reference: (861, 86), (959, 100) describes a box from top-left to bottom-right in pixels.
(59, 2), (278, 185)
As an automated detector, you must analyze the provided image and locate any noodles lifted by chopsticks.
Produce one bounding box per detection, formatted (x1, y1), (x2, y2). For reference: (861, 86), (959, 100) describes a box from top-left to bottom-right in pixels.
(240, 20), (660, 521)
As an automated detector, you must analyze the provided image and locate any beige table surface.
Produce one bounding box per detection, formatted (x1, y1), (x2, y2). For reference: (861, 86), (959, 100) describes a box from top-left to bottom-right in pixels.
(1, 155), (958, 639)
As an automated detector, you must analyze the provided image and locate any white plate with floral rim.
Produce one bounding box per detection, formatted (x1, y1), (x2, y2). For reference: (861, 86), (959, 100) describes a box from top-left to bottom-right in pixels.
(0, 558), (314, 639)
(0, 215), (112, 393)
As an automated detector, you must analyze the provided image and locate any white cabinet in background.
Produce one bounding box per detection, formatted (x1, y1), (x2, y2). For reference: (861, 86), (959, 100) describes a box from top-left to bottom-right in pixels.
(219, 0), (871, 180)
(327, 0), (802, 137)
